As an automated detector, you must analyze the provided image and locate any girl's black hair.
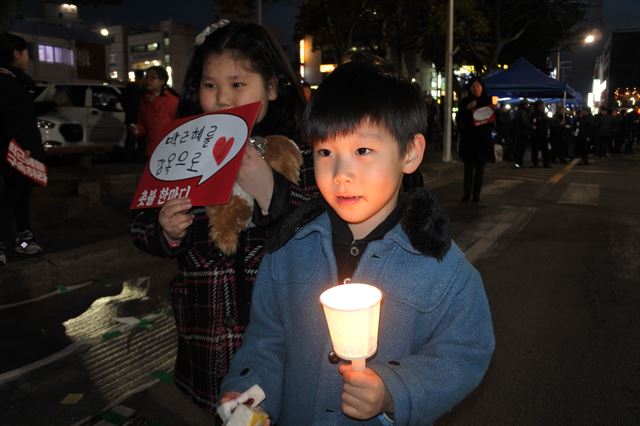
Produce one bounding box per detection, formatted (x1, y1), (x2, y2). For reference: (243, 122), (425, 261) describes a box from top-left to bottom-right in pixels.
(467, 76), (486, 93)
(302, 58), (427, 155)
(178, 21), (305, 139)
(0, 33), (28, 67)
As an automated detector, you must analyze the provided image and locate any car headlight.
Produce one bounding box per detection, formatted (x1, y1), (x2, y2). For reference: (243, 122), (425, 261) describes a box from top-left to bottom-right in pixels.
(37, 119), (56, 129)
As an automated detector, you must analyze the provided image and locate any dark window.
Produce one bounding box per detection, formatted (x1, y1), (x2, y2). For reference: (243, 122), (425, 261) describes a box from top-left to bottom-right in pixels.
(54, 86), (87, 107)
(92, 86), (122, 111)
(130, 44), (146, 53)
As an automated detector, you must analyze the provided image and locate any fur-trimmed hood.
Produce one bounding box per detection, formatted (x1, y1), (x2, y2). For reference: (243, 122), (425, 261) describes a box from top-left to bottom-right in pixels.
(267, 189), (452, 260)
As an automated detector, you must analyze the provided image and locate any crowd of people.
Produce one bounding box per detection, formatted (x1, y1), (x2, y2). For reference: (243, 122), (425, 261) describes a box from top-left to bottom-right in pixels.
(495, 100), (639, 168)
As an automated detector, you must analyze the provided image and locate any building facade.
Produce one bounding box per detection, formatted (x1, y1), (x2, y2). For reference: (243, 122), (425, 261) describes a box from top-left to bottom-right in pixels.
(593, 30), (640, 109)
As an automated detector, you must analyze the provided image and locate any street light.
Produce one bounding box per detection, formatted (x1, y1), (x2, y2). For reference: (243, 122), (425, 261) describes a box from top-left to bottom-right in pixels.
(100, 28), (109, 37)
(555, 32), (597, 81)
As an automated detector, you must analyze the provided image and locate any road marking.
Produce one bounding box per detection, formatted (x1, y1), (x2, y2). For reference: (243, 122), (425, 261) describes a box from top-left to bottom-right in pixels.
(536, 158), (579, 198)
(465, 222), (513, 263)
(482, 179), (522, 195)
(558, 183), (600, 206)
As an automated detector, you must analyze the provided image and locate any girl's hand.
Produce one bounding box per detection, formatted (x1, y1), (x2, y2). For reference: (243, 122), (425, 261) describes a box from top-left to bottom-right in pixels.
(158, 197), (193, 243)
(237, 145), (274, 213)
(339, 364), (394, 420)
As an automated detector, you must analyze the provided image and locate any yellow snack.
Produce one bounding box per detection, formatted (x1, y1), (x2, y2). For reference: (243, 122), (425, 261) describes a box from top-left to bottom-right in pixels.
(226, 404), (269, 426)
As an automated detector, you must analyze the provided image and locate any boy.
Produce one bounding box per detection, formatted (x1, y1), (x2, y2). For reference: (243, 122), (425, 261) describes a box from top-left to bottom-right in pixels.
(220, 60), (495, 425)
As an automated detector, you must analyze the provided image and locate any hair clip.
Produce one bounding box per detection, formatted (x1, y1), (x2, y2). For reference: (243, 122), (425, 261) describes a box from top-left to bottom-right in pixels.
(195, 19), (230, 46)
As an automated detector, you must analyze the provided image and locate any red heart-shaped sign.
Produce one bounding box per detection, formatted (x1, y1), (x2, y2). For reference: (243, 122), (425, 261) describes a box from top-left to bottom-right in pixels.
(213, 136), (235, 165)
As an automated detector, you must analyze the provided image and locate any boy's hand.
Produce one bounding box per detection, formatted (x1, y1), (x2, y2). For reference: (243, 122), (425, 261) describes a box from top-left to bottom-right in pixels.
(339, 364), (394, 420)
(158, 197), (193, 243)
(219, 392), (271, 426)
(220, 391), (242, 404)
(237, 146), (274, 213)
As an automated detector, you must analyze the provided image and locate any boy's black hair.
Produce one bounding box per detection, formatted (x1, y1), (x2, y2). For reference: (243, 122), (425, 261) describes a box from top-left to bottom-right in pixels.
(0, 33), (28, 67)
(302, 59), (427, 155)
(178, 21), (305, 138)
(146, 65), (169, 82)
(145, 65), (178, 96)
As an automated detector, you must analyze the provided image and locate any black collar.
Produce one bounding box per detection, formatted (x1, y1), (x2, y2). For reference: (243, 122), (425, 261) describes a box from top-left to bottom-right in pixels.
(267, 189), (451, 261)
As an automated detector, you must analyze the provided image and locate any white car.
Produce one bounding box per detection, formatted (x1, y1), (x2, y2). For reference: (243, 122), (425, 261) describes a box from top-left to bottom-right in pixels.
(34, 83), (127, 153)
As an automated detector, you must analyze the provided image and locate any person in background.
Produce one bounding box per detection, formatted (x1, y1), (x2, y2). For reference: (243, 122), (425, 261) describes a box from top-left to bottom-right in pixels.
(512, 99), (531, 168)
(220, 59), (494, 426)
(129, 65), (179, 158)
(0, 33), (45, 266)
(496, 103), (513, 160)
(612, 109), (624, 154)
(530, 100), (551, 168)
(301, 81), (313, 103)
(550, 110), (568, 164)
(573, 107), (593, 165)
(130, 20), (316, 419)
(121, 69), (145, 162)
(594, 106), (613, 158)
(623, 107), (637, 154)
(424, 93), (441, 151)
(457, 76), (495, 203)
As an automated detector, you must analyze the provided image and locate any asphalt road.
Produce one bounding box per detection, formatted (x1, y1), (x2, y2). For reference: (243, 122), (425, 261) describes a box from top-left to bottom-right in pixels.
(1, 153), (639, 424)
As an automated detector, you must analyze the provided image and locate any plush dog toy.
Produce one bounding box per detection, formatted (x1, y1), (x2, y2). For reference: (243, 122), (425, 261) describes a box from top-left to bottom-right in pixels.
(206, 135), (303, 255)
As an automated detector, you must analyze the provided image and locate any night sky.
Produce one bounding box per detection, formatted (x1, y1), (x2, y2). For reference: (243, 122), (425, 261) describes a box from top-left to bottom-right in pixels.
(17, 0), (640, 95)
(18, 0), (298, 42)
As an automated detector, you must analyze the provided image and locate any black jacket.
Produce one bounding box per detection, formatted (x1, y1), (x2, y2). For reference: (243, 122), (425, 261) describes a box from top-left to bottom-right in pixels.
(457, 94), (494, 163)
(0, 65), (44, 165)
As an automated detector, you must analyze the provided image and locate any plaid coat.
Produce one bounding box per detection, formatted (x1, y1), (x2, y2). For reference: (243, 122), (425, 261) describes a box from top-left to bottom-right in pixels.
(130, 144), (317, 413)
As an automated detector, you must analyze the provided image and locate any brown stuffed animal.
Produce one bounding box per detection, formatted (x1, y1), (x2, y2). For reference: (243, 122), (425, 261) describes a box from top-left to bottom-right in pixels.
(205, 135), (303, 255)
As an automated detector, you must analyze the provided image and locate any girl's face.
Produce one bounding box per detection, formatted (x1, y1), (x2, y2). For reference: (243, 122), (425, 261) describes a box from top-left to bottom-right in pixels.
(199, 51), (277, 122)
(470, 81), (483, 98)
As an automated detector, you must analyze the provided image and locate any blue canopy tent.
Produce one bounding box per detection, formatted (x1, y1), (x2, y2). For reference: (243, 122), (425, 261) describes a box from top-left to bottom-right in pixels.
(483, 58), (583, 103)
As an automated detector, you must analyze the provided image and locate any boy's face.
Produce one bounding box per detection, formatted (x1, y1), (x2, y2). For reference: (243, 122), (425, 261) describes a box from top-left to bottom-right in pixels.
(314, 123), (424, 240)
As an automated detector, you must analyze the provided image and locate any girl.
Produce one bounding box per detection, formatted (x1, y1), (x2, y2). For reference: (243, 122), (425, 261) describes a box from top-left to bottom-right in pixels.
(130, 20), (315, 416)
(130, 65), (179, 158)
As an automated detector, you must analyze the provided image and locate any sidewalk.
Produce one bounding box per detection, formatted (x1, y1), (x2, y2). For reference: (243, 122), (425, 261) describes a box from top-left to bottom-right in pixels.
(0, 159), (173, 304)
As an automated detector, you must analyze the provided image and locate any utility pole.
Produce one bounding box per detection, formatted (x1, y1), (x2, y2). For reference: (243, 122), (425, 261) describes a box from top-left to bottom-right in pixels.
(443, 0), (454, 162)
(257, 0), (262, 25)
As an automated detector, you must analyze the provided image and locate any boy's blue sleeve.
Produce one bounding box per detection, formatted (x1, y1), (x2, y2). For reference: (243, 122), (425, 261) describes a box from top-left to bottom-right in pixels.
(370, 263), (495, 425)
(220, 253), (285, 419)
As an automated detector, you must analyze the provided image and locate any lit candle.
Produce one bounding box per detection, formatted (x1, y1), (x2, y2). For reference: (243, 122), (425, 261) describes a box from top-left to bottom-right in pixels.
(320, 283), (382, 371)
